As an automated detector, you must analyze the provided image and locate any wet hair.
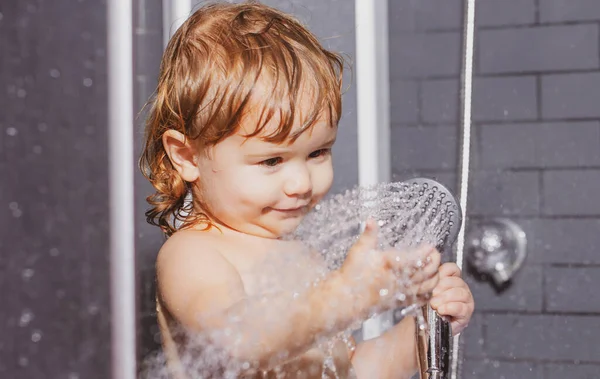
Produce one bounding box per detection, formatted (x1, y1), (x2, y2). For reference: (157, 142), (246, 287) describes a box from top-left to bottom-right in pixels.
(140, 1), (345, 236)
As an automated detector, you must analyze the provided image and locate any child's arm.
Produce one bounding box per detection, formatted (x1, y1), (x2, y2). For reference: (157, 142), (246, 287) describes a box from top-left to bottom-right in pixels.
(158, 234), (357, 369)
(157, 221), (440, 370)
(351, 316), (418, 379)
(350, 263), (475, 379)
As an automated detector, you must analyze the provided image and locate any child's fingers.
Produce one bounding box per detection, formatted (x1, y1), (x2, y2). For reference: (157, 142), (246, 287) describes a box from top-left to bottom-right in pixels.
(408, 252), (440, 281)
(434, 301), (469, 318)
(432, 276), (468, 296)
(450, 319), (470, 336)
(430, 286), (472, 308)
(413, 272), (440, 296)
(387, 245), (440, 274)
(438, 262), (461, 278)
(437, 302), (473, 335)
(353, 218), (379, 253)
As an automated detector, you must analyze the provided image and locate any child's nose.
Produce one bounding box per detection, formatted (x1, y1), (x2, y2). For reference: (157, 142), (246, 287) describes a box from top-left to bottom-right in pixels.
(283, 167), (312, 197)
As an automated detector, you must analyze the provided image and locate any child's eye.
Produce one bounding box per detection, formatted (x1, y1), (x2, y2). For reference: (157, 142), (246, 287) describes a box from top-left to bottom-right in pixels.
(260, 157), (283, 167)
(309, 149), (331, 159)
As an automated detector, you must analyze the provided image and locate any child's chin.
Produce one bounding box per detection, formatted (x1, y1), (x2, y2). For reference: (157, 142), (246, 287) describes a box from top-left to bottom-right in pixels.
(275, 218), (304, 236)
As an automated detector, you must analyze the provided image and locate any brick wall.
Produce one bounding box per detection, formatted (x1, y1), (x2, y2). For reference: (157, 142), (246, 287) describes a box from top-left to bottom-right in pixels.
(390, 0), (600, 377)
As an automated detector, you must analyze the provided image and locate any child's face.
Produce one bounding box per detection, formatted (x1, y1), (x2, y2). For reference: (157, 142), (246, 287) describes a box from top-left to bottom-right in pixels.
(196, 107), (337, 239)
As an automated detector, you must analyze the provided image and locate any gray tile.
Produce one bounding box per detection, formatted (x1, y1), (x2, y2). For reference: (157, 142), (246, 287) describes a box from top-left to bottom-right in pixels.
(476, 0), (537, 27)
(543, 170), (600, 216)
(545, 363), (600, 379)
(473, 76), (538, 121)
(462, 358), (542, 379)
(389, 32), (462, 79)
(542, 72), (600, 119)
(470, 170), (540, 216)
(545, 267), (600, 313)
(388, 1), (419, 33)
(486, 314), (600, 361)
(421, 79), (460, 123)
(415, 0), (463, 31)
(462, 312), (485, 358)
(479, 121), (600, 168)
(518, 218), (600, 264)
(465, 265), (543, 312)
(540, 0), (600, 22)
(390, 80), (419, 124)
(390, 126), (458, 171)
(479, 25), (599, 74)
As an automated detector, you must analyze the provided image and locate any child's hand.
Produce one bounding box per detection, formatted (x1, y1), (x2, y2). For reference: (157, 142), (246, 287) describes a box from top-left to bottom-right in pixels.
(339, 219), (442, 317)
(429, 263), (474, 335)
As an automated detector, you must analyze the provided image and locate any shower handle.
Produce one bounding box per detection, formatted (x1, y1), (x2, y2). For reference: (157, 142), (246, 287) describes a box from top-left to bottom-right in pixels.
(407, 178), (460, 379)
(416, 304), (452, 379)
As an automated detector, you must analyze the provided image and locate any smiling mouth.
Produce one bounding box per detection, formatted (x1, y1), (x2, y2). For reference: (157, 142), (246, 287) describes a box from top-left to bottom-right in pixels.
(272, 206), (308, 213)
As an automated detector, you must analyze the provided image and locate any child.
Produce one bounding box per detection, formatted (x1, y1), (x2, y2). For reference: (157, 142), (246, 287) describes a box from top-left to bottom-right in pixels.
(140, 2), (474, 378)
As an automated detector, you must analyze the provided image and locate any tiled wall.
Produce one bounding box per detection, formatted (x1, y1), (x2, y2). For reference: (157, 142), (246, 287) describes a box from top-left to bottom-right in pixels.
(0, 1), (112, 378)
(389, 0), (600, 377)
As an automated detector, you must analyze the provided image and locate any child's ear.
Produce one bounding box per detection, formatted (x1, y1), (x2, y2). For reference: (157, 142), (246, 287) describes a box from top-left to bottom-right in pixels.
(162, 130), (200, 182)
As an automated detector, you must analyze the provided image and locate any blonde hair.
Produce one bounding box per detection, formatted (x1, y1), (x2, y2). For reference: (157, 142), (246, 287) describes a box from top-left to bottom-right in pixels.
(140, 1), (345, 236)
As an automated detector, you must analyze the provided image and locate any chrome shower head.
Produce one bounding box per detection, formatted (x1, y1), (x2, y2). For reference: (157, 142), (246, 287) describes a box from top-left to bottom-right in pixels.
(406, 177), (463, 253)
(291, 178), (463, 379)
(293, 177), (463, 268)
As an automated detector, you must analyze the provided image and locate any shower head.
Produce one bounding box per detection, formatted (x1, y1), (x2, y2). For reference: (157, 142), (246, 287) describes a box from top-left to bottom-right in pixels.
(292, 178), (462, 379)
(406, 177), (463, 252)
(293, 177), (463, 268)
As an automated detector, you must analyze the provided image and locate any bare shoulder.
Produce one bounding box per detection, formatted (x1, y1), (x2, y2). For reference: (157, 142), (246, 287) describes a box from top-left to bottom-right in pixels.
(157, 229), (236, 278)
(156, 230), (246, 330)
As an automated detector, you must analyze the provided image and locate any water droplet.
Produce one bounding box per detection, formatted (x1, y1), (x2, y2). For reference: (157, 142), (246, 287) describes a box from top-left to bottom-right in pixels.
(31, 330), (42, 342)
(0, 12), (4, 21)
(37, 122), (48, 132)
(9, 202), (19, 210)
(32, 145), (42, 154)
(6, 127), (18, 136)
(87, 304), (99, 315)
(83, 78), (93, 87)
(19, 309), (34, 327)
(68, 372), (80, 379)
(18, 356), (29, 367)
(16, 88), (27, 98)
(49, 69), (61, 78)
(379, 288), (389, 297)
(22, 269), (34, 281)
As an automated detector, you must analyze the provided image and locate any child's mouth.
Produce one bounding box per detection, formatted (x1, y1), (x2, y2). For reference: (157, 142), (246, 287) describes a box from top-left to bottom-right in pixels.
(272, 206), (308, 215)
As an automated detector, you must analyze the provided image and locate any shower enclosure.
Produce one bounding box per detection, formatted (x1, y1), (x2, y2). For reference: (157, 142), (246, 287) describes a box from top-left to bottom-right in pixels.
(1, 0), (600, 378)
